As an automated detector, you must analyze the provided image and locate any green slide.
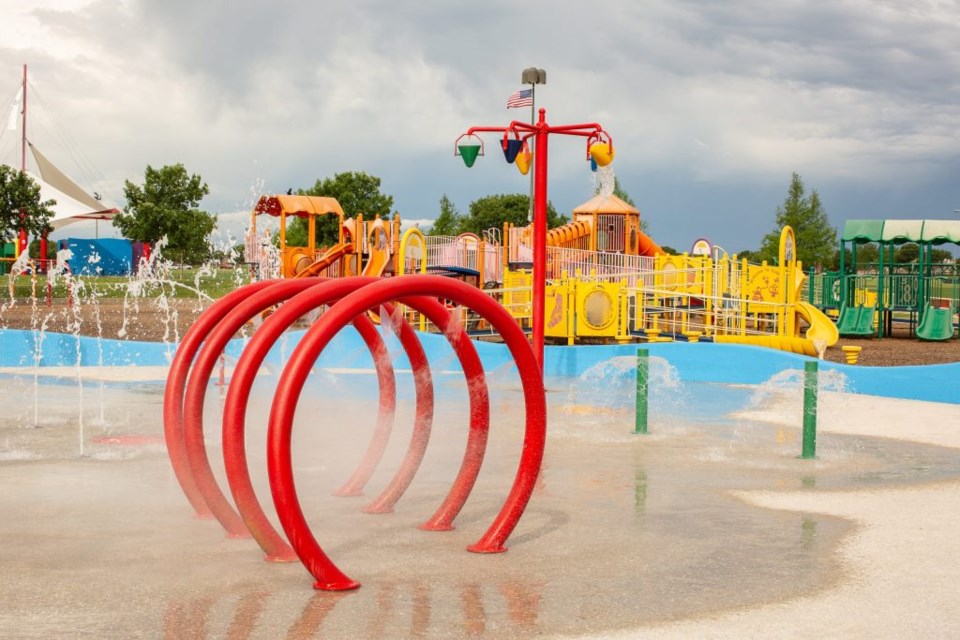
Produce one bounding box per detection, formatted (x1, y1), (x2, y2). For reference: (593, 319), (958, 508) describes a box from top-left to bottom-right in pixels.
(837, 303), (876, 337)
(916, 303), (956, 341)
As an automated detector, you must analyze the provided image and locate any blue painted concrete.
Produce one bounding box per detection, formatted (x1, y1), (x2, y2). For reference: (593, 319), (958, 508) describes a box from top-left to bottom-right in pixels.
(2, 328), (957, 405)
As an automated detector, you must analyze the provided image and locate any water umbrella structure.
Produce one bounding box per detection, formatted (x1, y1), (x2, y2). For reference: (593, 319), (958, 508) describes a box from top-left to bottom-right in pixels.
(455, 108), (615, 370)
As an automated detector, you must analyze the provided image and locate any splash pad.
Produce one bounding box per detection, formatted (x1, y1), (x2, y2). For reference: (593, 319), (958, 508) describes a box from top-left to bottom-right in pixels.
(2, 258), (960, 636)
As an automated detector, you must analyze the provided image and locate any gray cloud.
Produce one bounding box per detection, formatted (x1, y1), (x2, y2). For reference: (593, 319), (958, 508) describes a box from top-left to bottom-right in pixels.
(2, 0), (959, 253)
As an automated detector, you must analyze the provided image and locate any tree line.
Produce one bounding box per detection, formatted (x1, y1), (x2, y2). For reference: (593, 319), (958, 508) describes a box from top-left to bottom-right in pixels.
(1, 164), (953, 269)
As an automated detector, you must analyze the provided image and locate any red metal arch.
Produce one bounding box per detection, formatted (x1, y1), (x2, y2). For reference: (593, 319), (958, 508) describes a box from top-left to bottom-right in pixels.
(219, 283), (489, 559)
(267, 275), (545, 590)
(162, 279), (279, 519)
(178, 278), (407, 544)
(219, 277), (435, 561)
(164, 277), (430, 560)
(162, 274), (544, 591)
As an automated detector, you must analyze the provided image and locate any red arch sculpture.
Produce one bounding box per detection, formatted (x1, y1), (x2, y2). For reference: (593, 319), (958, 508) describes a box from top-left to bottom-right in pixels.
(161, 274), (545, 591)
(167, 277), (428, 558)
(218, 281), (488, 560)
(163, 279), (279, 519)
(267, 276), (545, 590)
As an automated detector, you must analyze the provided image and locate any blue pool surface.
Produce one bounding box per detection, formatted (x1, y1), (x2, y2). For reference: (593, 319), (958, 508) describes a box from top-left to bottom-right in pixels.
(1, 328), (957, 405)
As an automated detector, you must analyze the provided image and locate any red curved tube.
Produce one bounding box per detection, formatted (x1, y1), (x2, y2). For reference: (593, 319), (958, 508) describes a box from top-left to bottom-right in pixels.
(220, 277), (427, 562)
(268, 276), (545, 590)
(362, 295), (490, 527)
(181, 279), (330, 539)
(333, 302), (419, 498)
(162, 279), (278, 519)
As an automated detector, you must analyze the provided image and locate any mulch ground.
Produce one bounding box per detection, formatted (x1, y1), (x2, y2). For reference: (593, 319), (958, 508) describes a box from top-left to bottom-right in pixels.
(1, 297), (957, 367)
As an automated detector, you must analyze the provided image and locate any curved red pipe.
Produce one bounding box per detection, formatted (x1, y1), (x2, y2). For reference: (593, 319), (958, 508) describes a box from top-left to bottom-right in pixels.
(180, 279), (338, 539)
(219, 277), (429, 561)
(218, 286), (485, 548)
(162, 279), (278, 518)
(333, 302), (424, 498)
(268, 276), (545, 590)
(359, 295), (488, 517)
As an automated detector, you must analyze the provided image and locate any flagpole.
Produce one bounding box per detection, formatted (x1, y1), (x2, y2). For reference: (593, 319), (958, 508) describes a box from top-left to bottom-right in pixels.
(520, 68), (546, 221)
(17, 64), (28, 258)
(528, 83), (535, 221)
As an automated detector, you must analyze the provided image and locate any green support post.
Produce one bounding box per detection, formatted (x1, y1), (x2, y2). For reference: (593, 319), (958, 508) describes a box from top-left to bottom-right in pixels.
(635, 348), (649, 435)
(801, 360), (818, 459)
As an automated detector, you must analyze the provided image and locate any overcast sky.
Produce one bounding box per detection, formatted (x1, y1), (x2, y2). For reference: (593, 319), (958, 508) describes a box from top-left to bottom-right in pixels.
(2, 0), (959, 254)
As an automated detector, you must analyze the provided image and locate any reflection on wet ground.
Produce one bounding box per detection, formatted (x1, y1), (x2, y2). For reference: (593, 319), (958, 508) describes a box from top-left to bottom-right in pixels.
(1, 372), (959, 638)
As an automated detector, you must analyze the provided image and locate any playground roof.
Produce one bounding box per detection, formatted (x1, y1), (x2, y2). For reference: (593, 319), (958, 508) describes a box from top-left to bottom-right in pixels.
(572, 193), (639, 215)
(841, 219), (960, 245)
(842, 219), (885, 243)
(253, 195), (345, 219)
(920, 219), (960, 245)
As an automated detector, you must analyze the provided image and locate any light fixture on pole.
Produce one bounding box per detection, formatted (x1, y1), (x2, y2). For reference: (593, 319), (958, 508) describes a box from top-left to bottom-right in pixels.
(521, 68), (546, 220)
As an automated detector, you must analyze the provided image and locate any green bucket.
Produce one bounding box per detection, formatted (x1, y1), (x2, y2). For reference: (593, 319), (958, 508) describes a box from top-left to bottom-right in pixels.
(458, 144), (481, 168)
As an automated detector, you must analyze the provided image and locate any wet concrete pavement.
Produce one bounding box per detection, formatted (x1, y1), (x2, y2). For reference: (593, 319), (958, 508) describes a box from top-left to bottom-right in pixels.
(1, 374), (959, 638)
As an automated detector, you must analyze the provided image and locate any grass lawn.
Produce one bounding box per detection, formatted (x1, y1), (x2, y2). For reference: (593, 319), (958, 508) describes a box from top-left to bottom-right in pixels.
(5, 266), (251, 301)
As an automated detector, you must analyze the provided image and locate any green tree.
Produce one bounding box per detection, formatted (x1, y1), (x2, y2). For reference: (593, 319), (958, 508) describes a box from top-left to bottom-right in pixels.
(114, 164), (214, 264)
(930, 248), (954, 263)
(429, 194), (461, 236)
(459, 194), (567, 236)
(895, 243), (920, 263)
(0, 165), (55, 245)
(757, 173), (837, 267)
(838, 243), (879, 270)
(287, 171), (396, 247)
(28, 238), (56, 260)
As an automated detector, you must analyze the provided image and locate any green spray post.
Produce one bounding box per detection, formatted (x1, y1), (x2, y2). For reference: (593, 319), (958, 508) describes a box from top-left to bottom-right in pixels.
(635, 348), (648, 434)
(801, 360), (818, 459)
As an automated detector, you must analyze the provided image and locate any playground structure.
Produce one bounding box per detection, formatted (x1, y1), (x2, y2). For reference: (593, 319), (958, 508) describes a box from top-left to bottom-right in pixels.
(244, 194), (401, 280)
(244, 191), (840, 356)
(163, 275), (546, 590)
(807, 219), (960, 341)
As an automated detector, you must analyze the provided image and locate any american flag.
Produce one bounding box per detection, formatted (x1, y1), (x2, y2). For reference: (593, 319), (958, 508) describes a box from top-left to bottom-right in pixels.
(506, 88), (533, 109)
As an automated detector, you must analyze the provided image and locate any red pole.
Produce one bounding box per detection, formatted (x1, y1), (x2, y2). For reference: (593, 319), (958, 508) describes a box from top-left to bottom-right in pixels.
(18, 64), (27, 256)
(530, 109), (549, 370)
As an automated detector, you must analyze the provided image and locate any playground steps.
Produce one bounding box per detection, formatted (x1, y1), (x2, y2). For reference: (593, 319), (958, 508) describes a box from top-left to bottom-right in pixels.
(917, 303), (957, 341)
(837, 303), (876, 337)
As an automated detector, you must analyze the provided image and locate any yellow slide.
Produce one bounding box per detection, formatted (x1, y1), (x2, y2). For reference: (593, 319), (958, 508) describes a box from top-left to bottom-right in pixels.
(796, 301), (839, 347)
(362, 219), (392, 277)
(362, 242), (390, 277)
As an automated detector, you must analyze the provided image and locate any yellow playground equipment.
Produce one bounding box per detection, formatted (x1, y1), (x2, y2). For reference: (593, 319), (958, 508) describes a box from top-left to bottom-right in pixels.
(496, 199), (838, 355)
(245, 192), (839, 356)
